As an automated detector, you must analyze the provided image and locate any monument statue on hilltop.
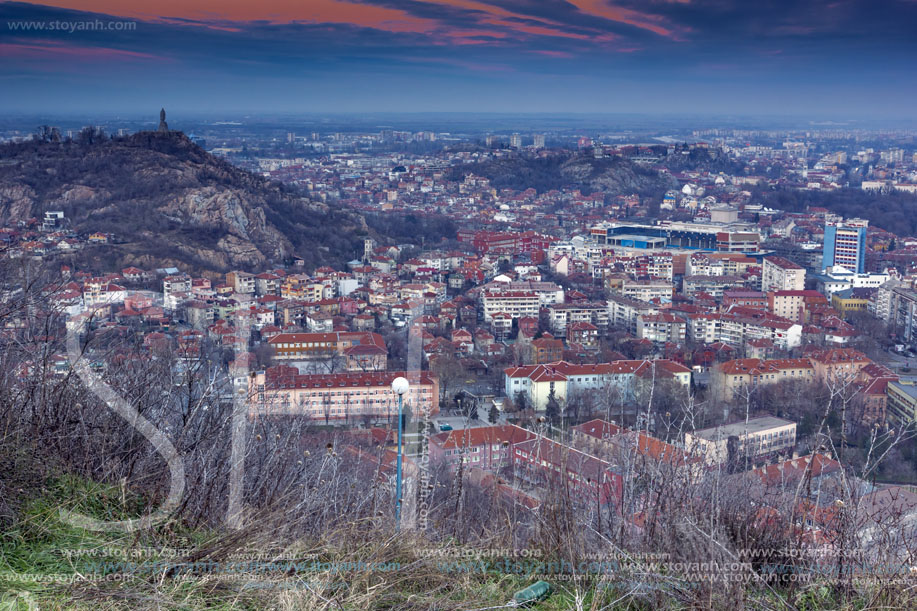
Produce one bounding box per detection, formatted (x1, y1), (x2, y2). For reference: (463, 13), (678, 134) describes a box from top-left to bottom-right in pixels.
(158, 108), (169, 133)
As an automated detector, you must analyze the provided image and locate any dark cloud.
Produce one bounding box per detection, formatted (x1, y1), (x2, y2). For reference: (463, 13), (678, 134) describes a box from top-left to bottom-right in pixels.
(1, 1), (915, 115)
(612, 0), (917, 45)
(357, 0), (671, 41)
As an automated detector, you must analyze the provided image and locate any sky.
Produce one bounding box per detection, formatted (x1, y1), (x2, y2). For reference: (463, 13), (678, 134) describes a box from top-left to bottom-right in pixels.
(1, 0), (916, 117)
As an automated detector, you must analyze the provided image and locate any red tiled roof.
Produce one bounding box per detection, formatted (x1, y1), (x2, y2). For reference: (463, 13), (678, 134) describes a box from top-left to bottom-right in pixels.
(574, 418), (624, 439)
(751, 454), (840, 487)
(720, 358), (813, 376)
(431, 425), (536, 450)
(764, 256), (804, 270)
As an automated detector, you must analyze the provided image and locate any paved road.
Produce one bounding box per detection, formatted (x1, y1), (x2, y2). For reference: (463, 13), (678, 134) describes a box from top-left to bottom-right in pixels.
(875, 348), (917, 376)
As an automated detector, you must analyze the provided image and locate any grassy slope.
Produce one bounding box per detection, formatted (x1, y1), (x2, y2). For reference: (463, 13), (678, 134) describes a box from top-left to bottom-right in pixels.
(0, 474), (900, 610)
(0, 475), (589, 610)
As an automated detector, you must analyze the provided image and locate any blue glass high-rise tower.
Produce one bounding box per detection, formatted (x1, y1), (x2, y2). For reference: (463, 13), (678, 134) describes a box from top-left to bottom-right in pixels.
(822, 220), (867, 273)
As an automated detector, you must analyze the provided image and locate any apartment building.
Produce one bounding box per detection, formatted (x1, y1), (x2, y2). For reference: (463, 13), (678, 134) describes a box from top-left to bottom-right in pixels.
(685, 416), (797, 466)
(529, 336), (564, 364)
(281, 274), (327, 301)
(807, 347), (871, 383)
(869, 280), (901, 321)
(485, 312), (511, 340)
(886, 381), (917, 427)
(226, 271), (256, 295)
(267, 331), (387, 371)
(614, 278), (674, 303)
(255, 272), (282, 296)
(483, 280), (564, 305)
(607, 294), (661, 334)
(82, 278), (127, 307)
(682, 275), (745, 299)
(429, 425), (536, 471)
(723, 289), (767, 309)
(713, 358), (815, 401)
(504, 360), (691, 411)
(766, 290), (827, 323)
(893, 287), (917, 346)
(636, 312), (687, 345)
(547, 302), (611, 334)
(872, 284), (917, 346)
(617, 252), (674, 280)
(686, 252), (726, 277)
(249, 366), (439, 422)
(567, 321), (600, 350)
(685, 252), (756, 277)
(761, 256), (805, 292)
(512, 437), (624, 506)
(481, 289), (541, 322)
(162, 274), (192, 311)
(687, 311), (802, 350)
(572, 419), (704, 482)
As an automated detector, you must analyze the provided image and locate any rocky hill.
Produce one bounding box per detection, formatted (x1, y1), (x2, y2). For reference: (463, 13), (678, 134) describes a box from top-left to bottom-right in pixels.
(450, 152), (678, 195)
(0, 131), (369, 272)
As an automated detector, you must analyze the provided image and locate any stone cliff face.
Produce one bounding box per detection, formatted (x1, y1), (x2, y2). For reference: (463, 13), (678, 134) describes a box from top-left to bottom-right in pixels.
(558, 156), (678, 194)
(0, 132), (365, 272)
(450, 152), (677, 195)
(158, 186), (292, 265)
(0, 183), (37, 222)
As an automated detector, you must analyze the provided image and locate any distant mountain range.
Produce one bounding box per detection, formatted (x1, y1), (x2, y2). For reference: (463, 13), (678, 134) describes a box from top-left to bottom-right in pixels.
(0, 131), (370, 272)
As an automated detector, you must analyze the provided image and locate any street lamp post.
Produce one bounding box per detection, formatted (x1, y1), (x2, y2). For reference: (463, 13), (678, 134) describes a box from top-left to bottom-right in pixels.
(391, 376), (410, 529)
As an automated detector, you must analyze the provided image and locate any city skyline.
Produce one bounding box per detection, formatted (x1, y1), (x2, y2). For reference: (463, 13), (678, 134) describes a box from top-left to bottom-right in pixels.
(2, 1), (916, 117)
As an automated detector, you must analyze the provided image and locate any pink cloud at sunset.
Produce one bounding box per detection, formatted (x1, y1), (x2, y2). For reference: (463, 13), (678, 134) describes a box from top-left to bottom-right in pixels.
(1, 40), (168, 62)
(26, 1), (441, 34)
(568, 0), (676, 38)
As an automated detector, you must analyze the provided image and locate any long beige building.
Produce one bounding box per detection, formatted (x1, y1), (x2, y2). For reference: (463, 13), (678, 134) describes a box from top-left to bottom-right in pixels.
(249, 366), (439, 423)
(713, 358), (815, 401)
(267, 331), (387, 371)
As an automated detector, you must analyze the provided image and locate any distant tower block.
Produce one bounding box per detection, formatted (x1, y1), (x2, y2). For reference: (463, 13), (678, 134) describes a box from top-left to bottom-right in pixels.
(363, 238), (375, 262)
(158, 108), (169, 133)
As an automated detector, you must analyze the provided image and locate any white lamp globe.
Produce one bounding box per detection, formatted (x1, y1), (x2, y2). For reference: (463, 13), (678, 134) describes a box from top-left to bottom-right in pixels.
(391, 376), (410, 396)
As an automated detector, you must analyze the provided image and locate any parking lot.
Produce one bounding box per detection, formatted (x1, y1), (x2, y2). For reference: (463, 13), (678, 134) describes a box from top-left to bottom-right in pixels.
(431, 415), (489, 431)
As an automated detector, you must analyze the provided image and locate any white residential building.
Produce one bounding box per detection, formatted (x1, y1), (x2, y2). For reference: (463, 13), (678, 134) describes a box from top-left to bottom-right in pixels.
(614, 278), (673, 303)
(607, 295), (660, 334)
(548, 302), (611, 334)
(504, 360), (691, 411)
(687, 312), (802, 350)
(482, 289), (540, 322)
